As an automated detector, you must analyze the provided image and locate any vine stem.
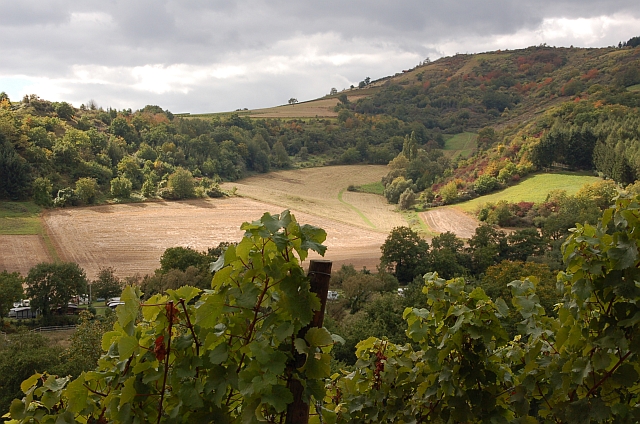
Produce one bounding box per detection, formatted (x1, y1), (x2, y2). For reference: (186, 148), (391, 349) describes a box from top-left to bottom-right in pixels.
(178, 299), (199, 356)
(82, 384), (107, 397)
(537, 382), (560, 424)
(226, 275), (272, 407)
(179, 298), (200, 377)
(541, 333), (559, 354)
(585, 350), (632, 397)
(157, 301), (174, 424)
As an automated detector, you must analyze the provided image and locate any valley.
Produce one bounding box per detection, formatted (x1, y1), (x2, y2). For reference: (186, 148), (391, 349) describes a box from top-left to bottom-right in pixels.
(0, 165), (616, 281)
(1, 165), (408, 279)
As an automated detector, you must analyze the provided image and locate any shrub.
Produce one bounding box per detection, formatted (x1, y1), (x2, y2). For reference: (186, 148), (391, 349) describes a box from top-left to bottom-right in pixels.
(157, 187), (177, 200)
(474, 174), (499, 195)
(110, 176), (132, 198)
(53, 187), (78, 207)
(206, 184), (226, 198)
(32, 177), (53, 207)
(141, 179), (156, 198)
(168, 168), (195, 199)
(398, 188), (416, 210)
(75, 177), (98, 204)
(53, 102), (74, 120)
(383, 177), (414, 204)
(560, 79), (584, 96)
(439, 181), (459, 204)
(485, 200), (512, 226)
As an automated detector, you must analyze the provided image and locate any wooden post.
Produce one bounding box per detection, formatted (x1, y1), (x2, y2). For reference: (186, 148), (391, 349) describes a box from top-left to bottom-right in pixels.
(286, 260), (332, 424)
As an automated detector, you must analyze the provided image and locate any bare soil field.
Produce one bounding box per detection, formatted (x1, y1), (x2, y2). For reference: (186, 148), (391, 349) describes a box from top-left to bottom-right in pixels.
(420, 207), (480, 239)
(43, 197), (387, 280)
(0, 235), (52, 277)
(221, 165), (405, 233)
(340, 190), (406, 231)
(247, 95), (368, 118)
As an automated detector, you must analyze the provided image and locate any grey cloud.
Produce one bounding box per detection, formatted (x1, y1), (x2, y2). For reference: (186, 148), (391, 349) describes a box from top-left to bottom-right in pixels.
(110, 0), (177, 42)
(1, 0), (638, 112)
(0, 0), (71, 26)
(4, 1), (639, 65)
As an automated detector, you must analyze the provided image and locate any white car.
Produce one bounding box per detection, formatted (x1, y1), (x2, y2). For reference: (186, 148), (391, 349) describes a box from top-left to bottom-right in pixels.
(107, 297), (124, 309)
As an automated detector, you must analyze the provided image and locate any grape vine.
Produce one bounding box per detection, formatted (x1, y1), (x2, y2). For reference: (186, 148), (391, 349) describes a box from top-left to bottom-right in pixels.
(5, 210), (337, 424)
(5, 198), (640, 423)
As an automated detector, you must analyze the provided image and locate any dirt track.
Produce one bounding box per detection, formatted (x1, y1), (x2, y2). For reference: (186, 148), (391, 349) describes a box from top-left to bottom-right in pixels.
(42, 198), (386, 280)
(421, 207), (480, 239)
(223, 165), (404, 233)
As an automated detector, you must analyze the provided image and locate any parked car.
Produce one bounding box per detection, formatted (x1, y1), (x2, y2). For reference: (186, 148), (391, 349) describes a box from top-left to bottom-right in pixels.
(107, 297), (124, 309)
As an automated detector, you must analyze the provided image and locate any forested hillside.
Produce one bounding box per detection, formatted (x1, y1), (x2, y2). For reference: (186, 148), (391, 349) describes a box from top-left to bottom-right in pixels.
(2, 41), (640, 208)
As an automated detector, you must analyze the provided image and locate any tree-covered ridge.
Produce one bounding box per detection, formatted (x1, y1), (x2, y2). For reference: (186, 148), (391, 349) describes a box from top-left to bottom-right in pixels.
(351, 44), (640, 131)
(339, 43), (640, 205)
(0, 93), (433, 204)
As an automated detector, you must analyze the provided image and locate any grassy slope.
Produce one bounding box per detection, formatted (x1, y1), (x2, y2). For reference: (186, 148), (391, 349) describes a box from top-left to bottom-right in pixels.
(0, 202), (42, 235)
(0, 201), (59, 261)
(456, 172), (601, 213)
(178, 92), (375, 120)
(628, 84), (640, 92)
(441, 132), (477, 158)
(355, 181), (385, 195)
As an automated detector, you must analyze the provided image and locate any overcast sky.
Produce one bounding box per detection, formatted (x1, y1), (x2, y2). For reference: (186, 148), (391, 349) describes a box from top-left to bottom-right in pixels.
(1, 1), (638, 114)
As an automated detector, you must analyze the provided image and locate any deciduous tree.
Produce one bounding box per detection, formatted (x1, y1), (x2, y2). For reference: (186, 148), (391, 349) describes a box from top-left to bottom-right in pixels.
(110, 175), (132, 198)
(167, 167), (195, 199)
(74, 177), (98, 204)
(25, 262), (88, 317)
(0, 271), (23, 320)
(380, 226), (429, 283)
(91, 267), (122, 302)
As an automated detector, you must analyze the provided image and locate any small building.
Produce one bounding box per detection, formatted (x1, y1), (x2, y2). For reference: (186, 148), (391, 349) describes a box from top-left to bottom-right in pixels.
(8, 306), (38, 319)
(55, 303), (80, 315)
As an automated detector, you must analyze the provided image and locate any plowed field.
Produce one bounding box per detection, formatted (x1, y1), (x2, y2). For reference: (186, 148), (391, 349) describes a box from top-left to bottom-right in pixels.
(0, 235), (52, 277)
(420, 207), (480, 239)
(43, 198), (387, 280)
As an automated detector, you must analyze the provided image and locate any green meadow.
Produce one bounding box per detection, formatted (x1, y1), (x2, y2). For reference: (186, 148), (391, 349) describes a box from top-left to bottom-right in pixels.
(456, 172), (602, 213)
(627, 84), (640, 92)
(441, 132), (477, 158)
(0, 202), (42, 235)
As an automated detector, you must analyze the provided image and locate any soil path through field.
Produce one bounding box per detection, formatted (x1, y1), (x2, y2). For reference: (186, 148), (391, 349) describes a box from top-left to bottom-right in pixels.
(420, 207), (480, 239)
(221, 165), (405, 233)
(337, 189), (376, 229)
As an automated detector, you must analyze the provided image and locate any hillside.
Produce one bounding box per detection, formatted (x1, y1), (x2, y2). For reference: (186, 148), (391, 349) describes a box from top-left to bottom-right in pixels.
(186, 44), (640, 129)
(1, 42), (640, 213)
